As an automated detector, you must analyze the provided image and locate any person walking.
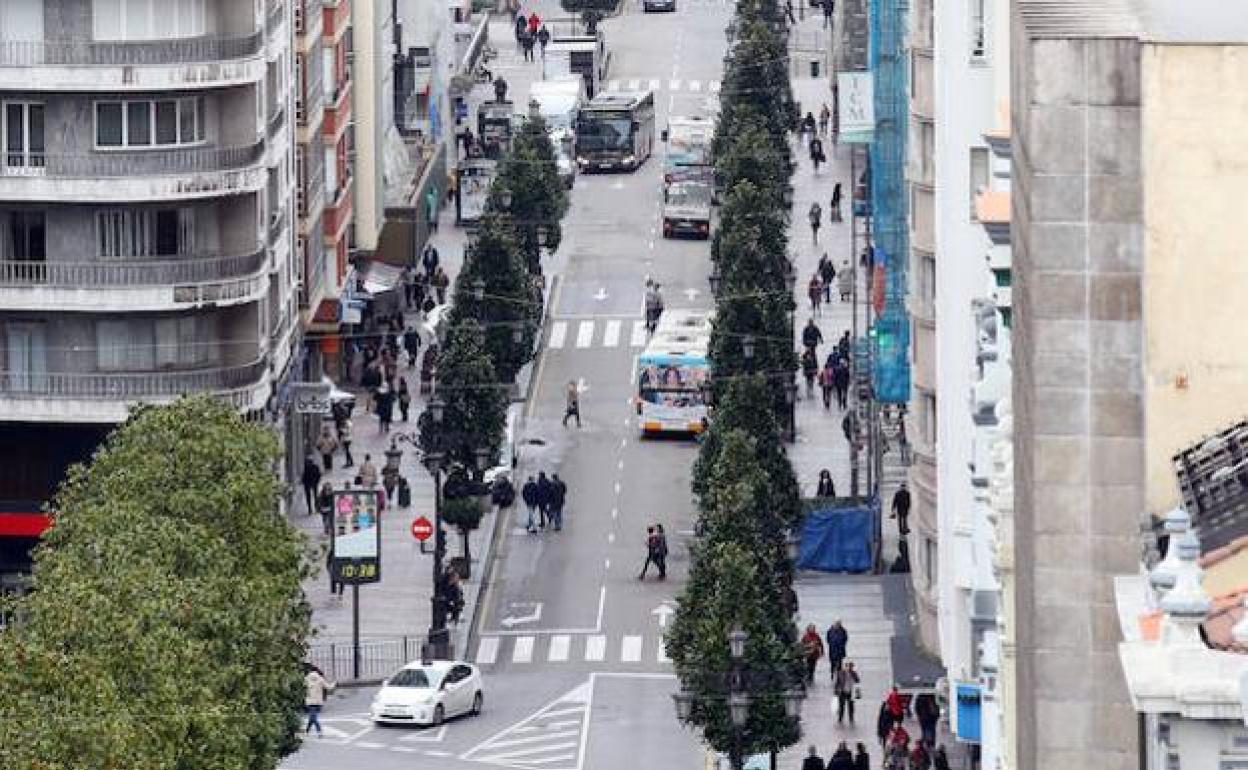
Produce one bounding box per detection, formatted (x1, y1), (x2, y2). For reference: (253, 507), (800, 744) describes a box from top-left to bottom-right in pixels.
(831, 182), (843, 222)
(538, 24), (551, 56)
(838, 260), (854, 300)
(854, 743), (871, 770)
(838, 330), (852, 361)
(932, 745), (951, 770)
(563, 380), (581, 427)
(644, 282), (664, 333)
(301, 454), (322, 514)
(654, 524), (668, 579)
(891, 482), (912, 536)
(829, 742), (854, 770)
(909, 740), (931, 770)
(359, 454), (378, 488)
(823, 0), (835, 28)
(520, 30), (535, 62)
(819, 253), (837, 302)
(422, 242), (440, 280)
(809, 201), (822, 244)
(432, 266), (450, 304)
(833, 660), (861, 725)
(816, 468), (836, 498)
(338, 417), (354, 467)
(808, 273), (824, 315)
(522, 475), (540, 533)
(317, 481), (335, 536)
(802, 349), (819, 395)
(826, 620), (849, 680)
(885, 685), (906, 728)
(514, 10), (527, 44)
(819, 103), (831, 136)
(375, 382), (394, 433)
(550, 473), (567, 531)
(403, 326), (422, 368)
(397, 378), (412, 422)
(819, 361), (836, 410)
(833, 358), (851, 410)
(914, 692), (940, 747)
(802, 745), (826, 770)
(876, 702), (894, 749)
(304, 665), (335, 736)
(810, 136), (825, 174)
(801, 623), (825, 684)
(400, 264), (415, 309)
(637, 526), (661, 579)
(802, 317), (824, 356)
(535, 471), (553, 530)
(527, 10), (540, 36)
(316, 424), (338, 471)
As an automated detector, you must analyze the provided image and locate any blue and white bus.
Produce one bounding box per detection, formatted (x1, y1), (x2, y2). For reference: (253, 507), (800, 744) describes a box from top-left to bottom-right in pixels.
(635, 309), (712, 436)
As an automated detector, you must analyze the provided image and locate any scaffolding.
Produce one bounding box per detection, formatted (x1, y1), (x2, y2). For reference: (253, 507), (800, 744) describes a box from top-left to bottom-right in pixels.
(868, 0), (911, 405)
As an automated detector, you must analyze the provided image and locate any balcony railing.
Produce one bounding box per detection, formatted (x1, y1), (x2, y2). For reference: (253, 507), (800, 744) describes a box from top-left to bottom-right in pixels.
(0, 250), (266, 287)
(2, 143), (265, 178)
(0, 360), (268, 400)
(0, 32), (264, 67)
(267, 0), (286, 30)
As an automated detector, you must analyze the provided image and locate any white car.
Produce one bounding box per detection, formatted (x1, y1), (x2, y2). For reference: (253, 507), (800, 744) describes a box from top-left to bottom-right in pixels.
(370, 660), (484, 726)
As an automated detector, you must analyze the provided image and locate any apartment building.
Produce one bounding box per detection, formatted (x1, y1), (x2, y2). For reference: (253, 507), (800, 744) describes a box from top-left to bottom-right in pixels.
(0, 0), (299, 560)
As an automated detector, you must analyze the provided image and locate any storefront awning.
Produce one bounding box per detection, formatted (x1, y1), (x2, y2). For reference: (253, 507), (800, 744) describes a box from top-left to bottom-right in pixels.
(357, 259), (404, 296)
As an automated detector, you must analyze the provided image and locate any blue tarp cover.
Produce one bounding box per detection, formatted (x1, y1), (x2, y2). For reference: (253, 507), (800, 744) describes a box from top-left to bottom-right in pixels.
(798, 500), (874, 573)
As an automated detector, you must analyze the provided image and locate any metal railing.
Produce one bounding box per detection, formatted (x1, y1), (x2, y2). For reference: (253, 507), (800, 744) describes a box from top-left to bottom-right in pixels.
(267, 0), (286, 30)
(268, 104), (287, 136)
(0, 249), (266, 287)
(0, 360), (268, 400)
(306, 636), (454, 684)
(3, 143), (266, 178)
(0, 32), (263, 67)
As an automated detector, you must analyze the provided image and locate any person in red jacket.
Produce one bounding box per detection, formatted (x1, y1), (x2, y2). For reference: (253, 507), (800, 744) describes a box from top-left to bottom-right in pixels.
(527, 11), (540, 35)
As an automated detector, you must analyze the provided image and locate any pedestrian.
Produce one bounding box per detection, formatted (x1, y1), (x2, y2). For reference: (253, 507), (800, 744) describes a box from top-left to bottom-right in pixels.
(816, 468), (836, 498)
(522, 476), (540, 533)
(422, 242), (440, 280)
(838, 330), (852, 360)
(819, 103), (831, 135)
(802, 349), (819, 394)
(829, 742), (854, 770)
(834, 660), (861, 725)
(432, 266), (450, 304)
(514, 10), (527, 43)
(403, 326), (422, 368)
(838, 260), (854, 300)
(538, 24), (551, 56)
(914, 692), (940, 746)
(397, 377), (411, 422)
(891, 482), (912, 536)
(810, 136), (825, 174)
(304, 665), (335, 736)
(376, 382), (394, 433)
(520, 30), (535, 62)
(823, 0), (835, 26)
(802, 317), (824, 356)
(315, 424), (338, 471)
(638, 526), (661, 580)
(445, 568), (465, 624)
(535, 471), (553, 529)
(808, 273), (824, 315)
(550, 473), (567, 531)
(932, 745), (951, 770)
(801, 111), (816, 140)
(317, 481), (335, 536)
(809, 201), (822, 243)
(301, 454), (322, 514)
(877, 702), (894, 748)
(826, 619), (848, 679)
(842, 410), (858, 446)
(359, 454), (378, 488)
(820, 361), (836, 410)
(801, 623), (825, 684)
(338, 416), (354, 467)
(818, 253), (836, 302)
(854, 743), (871, 770)
(563, 380), (581, 427)
(834, 358), (850, 410)
(784, 0), (796, 24)
(527, 10), (540, 36)
(886, 685), (906, 727)
(802, 745), (826, 770)
(400, 264), (415, 309)
(644, 282), (664, 333)
(654, 524), (668, 579)
(831, 182), (843, 222)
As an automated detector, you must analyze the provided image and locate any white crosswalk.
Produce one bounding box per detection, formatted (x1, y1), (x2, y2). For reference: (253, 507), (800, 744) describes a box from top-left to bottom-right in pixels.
(547, 318), (649, 351)
(604, 78), (722, 94)
(475, 632), (673, 666)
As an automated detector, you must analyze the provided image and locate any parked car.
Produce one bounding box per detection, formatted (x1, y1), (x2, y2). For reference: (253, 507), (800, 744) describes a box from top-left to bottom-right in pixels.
(370, 660), (484, 726)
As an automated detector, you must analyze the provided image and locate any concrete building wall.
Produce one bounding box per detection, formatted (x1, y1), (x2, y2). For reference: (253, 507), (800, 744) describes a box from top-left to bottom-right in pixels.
(1140, 44), (1248, 514)
(351, 0), (390, 251)
(1010, 19), (1144, 770)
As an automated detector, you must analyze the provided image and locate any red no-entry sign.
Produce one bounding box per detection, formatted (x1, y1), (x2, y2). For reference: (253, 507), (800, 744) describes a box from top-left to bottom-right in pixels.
(411, 516), (434, 542)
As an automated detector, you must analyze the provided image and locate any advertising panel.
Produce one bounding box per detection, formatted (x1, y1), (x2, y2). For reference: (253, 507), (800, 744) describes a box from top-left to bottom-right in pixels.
(330, 489), (382, 585)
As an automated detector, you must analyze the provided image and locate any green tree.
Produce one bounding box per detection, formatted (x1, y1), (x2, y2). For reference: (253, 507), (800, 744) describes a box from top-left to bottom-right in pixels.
(418, 320), (507, 474)
(440, 493), (485, 575)
(0, 397), (312, 770)
(451, 208), (539, 385)
(665, 542), (803, 768)
(493, 113), (568, 273)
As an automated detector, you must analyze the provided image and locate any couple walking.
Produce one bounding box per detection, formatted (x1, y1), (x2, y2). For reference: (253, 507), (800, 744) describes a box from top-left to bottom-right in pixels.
(521, 472), (567, 532)
(801, 620), (858, 724)
(638, 524), (669, 580)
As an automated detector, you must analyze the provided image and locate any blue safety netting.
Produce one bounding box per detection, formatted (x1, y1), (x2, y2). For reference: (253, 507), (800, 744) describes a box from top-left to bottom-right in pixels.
(797, 500), (876, 573)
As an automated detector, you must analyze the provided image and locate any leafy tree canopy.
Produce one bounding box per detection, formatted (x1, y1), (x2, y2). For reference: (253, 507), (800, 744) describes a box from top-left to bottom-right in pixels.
(419, 320), (508, 473)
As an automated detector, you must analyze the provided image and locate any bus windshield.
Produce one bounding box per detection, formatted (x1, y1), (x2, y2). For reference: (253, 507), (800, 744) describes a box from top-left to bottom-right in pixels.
(577, 111), (634, 151)
(638, 360), (707, 392)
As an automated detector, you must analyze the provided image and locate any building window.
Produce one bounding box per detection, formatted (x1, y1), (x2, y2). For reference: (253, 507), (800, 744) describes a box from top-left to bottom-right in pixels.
(924, 536), (937, 588)
(96, 209), (194, 258)
(95, 97), (205, 150)
(969, 147), (989, 218)
(97, 316), (214, 372)
(922, 391), (937, 446)
(970, 0), (986, 59)
(0, 212), (46, 261)
(919, 122), (934, 184)
(919, 254), (935, 316)
(3, 102), (45, 170)
(93, 0), (207, 41)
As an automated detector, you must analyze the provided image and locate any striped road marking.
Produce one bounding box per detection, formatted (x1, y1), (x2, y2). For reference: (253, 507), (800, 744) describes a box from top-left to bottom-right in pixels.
(513, 635), (534, 663)
(585, 635), (607, 662)
(475, 636), (500, 665)
(548, 321), (568, 349)
(630, 321), (648, 347)
(627, 79), (640, 90)
(649, 78), (660, 90)
(575, 321), (595, 348)
(621, 635), (643, 663)
(688, 80), (701, 91)
(603, 319), (622, 348)
(548, 634), (571, 662)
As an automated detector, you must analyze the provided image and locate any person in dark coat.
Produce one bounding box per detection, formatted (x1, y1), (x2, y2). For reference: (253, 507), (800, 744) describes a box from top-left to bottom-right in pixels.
(638, 526), (662, 580)
(403, 326), (421, 368)
(549, 474), (567, 531)
(301, 455), (322, 515)
(826, 619), (848, 678)
(421, 243), (439, 279)
(828, 742), (854, 770)
(801, 746), (825, 770)
(819, 253), (837, 301)
(833, 358), (851, 410)
(534, 472), (553, 530)
(816, 468), (836, 498)
(876, 702), (893, 748)
(853, 742), (871, 770)
(914, 692), (941, 746)
(537, 24), (551, 55)
(522, 476), (540, 533)
(802, 317), (824, 355)
(316, 481), (335, 536)
(891, 482), (912, 536)
(375, 383), (394, 434)
(932, 745), (951, 770)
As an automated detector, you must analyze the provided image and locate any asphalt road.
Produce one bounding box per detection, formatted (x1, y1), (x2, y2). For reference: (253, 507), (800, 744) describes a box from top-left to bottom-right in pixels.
(283, 2), (731, 768)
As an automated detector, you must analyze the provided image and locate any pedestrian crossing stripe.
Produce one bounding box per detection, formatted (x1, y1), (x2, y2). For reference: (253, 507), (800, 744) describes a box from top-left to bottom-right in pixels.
(475, 633), (672, 665)
(547, 319), (649, 351)
(477, 635), (501, 665)
(603, 78), (722, 94)
(585, 634), (606, 661)
(621, 635), (642, 662)
(549, 634), (571, 662)
(512, 635), (535, 663)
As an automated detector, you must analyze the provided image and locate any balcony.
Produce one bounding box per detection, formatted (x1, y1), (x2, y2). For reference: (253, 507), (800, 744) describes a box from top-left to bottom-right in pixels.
(323, 179), (353, 243)
(0, 360), (270, 424)
(0, 250), (268, 312)
(0, 143), (267, 202)
(324, 0), (352, 42)
(267, 0), (287, 34)
(0, 32), (266, 92)
(323, 75), (353, 139)
(296, 0), (326, 44)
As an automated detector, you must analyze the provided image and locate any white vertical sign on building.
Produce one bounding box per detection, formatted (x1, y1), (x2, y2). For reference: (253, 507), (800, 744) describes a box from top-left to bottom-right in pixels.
(837, 72), (875, 144)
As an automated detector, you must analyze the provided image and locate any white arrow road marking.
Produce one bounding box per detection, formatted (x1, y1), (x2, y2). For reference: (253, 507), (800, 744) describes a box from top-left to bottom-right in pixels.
(603, 319), (621, 347)
(621, 635), (642, 662)
(475, 636), (500, 665)
(462, 681), (592, 766)
(593, 287), (609, 301)
(549, 321), (568, 349)
(575, 321), (594, 348)
(501, 602), (543, 628)
(651, 602), (676, 628)
(683, 287), (700, 300)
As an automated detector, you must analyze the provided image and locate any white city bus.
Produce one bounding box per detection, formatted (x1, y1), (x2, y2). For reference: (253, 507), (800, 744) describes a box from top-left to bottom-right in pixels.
(635, 309), (713, 436)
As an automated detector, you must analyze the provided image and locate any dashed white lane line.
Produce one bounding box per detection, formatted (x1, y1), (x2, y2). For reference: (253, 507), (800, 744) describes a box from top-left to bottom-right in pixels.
(549, 321), (568, 349)
(548, 635), (571, 662)
(513, 636), (535, 663)
(586, 635), (607, 661)
(476, 636), (500, 665)
(575, 321), (594, 348)
(603, 319), (621, 347)
(621, 635), (643, 663)
(630, 321), (648, 347)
